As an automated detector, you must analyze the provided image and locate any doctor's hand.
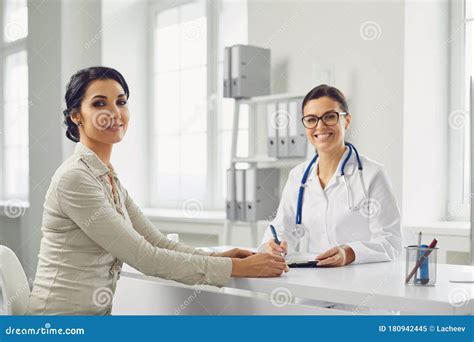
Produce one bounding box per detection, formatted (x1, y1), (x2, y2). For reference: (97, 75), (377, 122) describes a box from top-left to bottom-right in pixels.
(212, 248), (254, 259)
(231, 253), (289, 277)
(263, 239), (288, 256)
(316, 245), (355, 267)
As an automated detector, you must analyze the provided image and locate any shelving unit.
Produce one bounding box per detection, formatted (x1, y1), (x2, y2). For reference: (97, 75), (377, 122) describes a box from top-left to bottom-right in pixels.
(224, 93), (307, 246)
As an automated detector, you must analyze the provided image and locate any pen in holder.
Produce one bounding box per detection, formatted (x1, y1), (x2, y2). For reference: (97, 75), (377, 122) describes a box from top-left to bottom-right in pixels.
(405, 244), (438, 286)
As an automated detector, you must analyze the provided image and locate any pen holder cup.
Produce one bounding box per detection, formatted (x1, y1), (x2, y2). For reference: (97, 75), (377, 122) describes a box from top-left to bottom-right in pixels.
(405, 245), (438, 286)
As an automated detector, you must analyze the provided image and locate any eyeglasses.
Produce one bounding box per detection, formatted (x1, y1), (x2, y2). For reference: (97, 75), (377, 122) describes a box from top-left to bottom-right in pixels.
(301, 111), (347, 129)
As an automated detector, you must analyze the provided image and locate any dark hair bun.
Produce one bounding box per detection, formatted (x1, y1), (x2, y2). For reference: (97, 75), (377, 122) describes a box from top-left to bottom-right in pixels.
(63, 109), (79, 143)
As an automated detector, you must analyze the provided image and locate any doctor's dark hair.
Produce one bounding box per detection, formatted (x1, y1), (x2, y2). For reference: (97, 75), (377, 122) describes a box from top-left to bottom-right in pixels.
(63, 66), (130, 143)
(301, 84), (349, 114)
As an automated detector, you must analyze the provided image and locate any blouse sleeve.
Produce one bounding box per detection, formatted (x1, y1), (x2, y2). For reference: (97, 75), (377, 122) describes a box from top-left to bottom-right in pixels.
(56, 168), (231, 286)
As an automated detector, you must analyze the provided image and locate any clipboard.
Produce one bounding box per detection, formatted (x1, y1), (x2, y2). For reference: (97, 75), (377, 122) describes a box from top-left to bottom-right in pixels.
(286, 253), (319, 268)
(287, 260), (319, 268)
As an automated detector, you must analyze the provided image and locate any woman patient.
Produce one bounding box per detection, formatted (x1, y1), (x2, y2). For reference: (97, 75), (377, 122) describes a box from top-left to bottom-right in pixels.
(28, 66), (287, 315)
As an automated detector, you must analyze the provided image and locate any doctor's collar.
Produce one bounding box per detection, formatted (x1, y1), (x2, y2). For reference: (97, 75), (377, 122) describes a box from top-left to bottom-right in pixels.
(310, 147), (358, 180)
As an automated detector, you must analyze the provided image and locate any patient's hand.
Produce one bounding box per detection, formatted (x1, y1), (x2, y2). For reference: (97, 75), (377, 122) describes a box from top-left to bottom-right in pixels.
(212, 248), (254, 259)
(231, 253), (288, 277)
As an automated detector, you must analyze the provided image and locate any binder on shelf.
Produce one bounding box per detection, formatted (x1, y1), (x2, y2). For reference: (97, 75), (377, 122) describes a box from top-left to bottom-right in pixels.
(288, 98), (307, 157)
(245, 168), (280, 222)
(225, 168), (236, 220)
(228, 45), (271, 98)
(266, 102), (278, 158)
(276, 101), (289, 158)
(235, 169), (246, 221)
(223, 47), (232, 98)
(230, 46), (240, 97)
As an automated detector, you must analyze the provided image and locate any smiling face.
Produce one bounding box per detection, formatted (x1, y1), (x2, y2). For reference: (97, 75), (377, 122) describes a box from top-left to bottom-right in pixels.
(302, 96), (351, 154)
(71, 79), (129, 145)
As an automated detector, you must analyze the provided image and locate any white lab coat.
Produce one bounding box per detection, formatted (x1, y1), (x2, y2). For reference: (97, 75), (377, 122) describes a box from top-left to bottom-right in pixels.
(258, 147), (402, 264)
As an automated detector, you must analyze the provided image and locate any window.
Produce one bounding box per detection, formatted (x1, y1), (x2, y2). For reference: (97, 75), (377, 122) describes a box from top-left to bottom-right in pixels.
(0, 0), (29, 202)
(447, 0), (472, 221)
(463, 0), (472, 202)
(150, 0), (247, 210)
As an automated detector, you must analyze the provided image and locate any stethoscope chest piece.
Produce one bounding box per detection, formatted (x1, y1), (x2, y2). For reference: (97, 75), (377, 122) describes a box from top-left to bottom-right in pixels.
(291, 224), (307, 239)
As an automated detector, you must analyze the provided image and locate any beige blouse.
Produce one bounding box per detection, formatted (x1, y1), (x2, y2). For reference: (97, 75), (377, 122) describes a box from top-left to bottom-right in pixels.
(28, 142), (232, 315)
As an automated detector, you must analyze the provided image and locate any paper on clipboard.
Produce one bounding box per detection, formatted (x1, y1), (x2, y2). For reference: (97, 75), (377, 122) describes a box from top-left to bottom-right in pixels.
(285, 252), (317, 264)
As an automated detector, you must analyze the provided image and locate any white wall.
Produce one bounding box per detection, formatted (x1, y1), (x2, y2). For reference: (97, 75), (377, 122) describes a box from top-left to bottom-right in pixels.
(247, 0), (405, 207)
(402, 0), (449, 225)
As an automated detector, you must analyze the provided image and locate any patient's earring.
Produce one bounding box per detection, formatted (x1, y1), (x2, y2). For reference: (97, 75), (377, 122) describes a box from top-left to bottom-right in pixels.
(71, 113), (82, 127)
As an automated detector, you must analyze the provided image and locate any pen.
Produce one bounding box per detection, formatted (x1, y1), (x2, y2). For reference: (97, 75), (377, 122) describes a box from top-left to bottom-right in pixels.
(416, 231), (422, 280)
(269, 224), (281, 245)
(405, 238), (437, 284)
(269, 225), (286, 258)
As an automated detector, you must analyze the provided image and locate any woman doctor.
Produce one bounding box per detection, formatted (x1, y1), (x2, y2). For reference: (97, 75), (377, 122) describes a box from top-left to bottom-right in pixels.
(259, 85), (402, 266)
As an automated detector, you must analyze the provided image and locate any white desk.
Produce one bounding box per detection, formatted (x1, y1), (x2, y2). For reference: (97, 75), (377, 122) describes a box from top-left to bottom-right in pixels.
(228, 262), (473, 315)
(112, 248), (473, 315)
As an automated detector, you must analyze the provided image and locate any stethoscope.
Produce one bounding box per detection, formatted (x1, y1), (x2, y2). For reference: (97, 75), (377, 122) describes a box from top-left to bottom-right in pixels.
(292, 142), (368, 238)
